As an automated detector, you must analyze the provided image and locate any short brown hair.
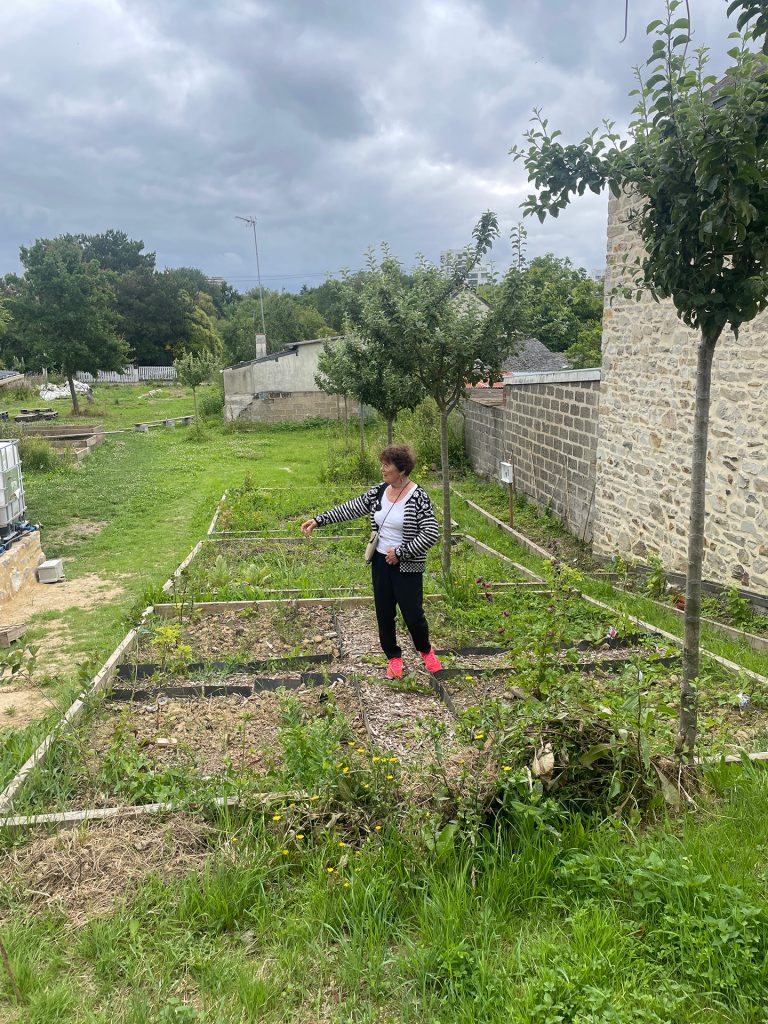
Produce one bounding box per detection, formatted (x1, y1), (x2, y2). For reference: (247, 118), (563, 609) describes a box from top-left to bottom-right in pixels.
(379, 444), (416, 475)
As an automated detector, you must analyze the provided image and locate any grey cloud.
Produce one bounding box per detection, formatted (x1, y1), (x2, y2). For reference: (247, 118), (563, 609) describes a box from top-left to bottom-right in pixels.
(0, 0), (737, 285)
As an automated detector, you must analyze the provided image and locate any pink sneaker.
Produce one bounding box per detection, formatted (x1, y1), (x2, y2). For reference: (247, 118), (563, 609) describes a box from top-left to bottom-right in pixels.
(386, 657), (403, 679)
(420, 648), (442, 673)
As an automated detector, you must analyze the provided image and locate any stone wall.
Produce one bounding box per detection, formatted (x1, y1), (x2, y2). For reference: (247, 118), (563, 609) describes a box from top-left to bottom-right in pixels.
(595, 191), (768, 593)
(464, 369), (601, 540)
(0, 532), (45, 605)
(236, 390), (343, 425)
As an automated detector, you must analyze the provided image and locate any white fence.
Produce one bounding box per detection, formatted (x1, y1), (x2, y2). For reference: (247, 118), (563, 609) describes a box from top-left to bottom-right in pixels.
(74, 366), (178, 384)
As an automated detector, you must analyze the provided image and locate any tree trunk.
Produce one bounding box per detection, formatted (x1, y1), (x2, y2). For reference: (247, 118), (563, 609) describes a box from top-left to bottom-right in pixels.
(359, 402), (365, 458)
(344, 396), (349, 436)
(67, 374), (80, 416)
(386, 416), (394, 444)
(192, 386), (199, 436)
(440, 406), (452, 575)
(676, 327), (721, 760)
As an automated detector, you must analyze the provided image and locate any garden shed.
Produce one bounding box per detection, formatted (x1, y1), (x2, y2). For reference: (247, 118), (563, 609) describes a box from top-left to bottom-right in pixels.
(223, 336), (344, 424)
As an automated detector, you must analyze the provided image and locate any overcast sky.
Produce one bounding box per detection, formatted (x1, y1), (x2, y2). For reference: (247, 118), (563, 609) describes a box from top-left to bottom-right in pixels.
(1, 0), (734, 291)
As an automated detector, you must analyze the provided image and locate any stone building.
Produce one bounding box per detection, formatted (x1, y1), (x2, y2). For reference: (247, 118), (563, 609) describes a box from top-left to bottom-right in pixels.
(223, 336), (344, 424)
(592, 191), (768, 594)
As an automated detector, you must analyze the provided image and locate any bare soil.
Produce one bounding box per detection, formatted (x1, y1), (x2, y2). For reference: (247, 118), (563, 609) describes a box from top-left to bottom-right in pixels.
(6, 573), (124, 619)
(0, 686), (55, 732)
(137, 606), (339, 662)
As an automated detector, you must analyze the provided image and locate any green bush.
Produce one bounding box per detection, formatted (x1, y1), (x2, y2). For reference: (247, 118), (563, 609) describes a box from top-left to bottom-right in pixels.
(396, 398), (467, 473)
(4, 381), (38, 403)
(18, 437), (64, 473)
(319, 441), (378, 485)
(198, 384), (224, 419)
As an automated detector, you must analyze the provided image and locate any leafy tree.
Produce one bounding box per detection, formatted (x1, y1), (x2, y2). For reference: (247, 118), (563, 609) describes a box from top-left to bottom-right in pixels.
(174, 350), (217, 436)
(512, 0), (768, 757)
(316, 334), (425, 450)
(9, 236), (129, 413)
(74, 229), (156, 274)
(115, 270), (189, 365)
(347, 218), (523, 572)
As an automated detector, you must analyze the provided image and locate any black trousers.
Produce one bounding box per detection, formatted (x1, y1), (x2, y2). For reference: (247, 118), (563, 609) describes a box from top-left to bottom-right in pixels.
(370, 551), (430, 659)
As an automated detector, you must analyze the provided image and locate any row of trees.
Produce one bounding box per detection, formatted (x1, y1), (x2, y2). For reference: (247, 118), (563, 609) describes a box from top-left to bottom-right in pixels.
(0, 225), (605, 389)
(0, 231), (358, 381)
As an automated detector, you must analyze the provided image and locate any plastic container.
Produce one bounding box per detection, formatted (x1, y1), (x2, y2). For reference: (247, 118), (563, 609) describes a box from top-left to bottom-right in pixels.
(0, 440), (25, 527)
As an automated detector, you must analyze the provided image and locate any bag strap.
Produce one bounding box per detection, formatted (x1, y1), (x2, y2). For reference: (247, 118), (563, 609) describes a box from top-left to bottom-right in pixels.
(372, 481), (408, 533)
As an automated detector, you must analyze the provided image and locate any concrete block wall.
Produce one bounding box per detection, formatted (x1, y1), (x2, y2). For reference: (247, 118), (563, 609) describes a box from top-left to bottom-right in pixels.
(464, 369), (601, 540)
(236, 391), (343, 424)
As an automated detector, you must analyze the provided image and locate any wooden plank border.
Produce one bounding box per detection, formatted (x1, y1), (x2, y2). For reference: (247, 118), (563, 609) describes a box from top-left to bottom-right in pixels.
(152, 593), (444, 617)
(0, 790), (310, 832)
(0, 616), (149, 814)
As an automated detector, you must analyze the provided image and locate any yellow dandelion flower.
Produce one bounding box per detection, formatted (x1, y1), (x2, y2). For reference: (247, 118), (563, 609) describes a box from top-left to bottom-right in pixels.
(459, 759), (465, 765)
(502, 765), (512, 772)
(375, 825), (382, 831)
(339, 841), (347, 847)
(343, 881), (350, 888)
(297, 834), (305, 840)
(272, 815), (281, 822)
(348, 741), (355, 747)
(326, 867), (334, 873)
(363, 783), (370, 789)
(386, 775), (394, 780)
(282, 849), (289, 856)
(465, 675), (473, 681)
(372, 756), (381, 763)
(388, 757), (398, 763)
(474, 733), (485, 740)
(342, 766), (350, 774)
(310, 795), (320, 801)
(231, 836), (238, 843)
(357, 748), (364, 753)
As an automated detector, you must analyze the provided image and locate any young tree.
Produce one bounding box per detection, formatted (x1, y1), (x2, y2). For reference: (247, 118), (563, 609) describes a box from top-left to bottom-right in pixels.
(316, 334), (425, 446)
(10, 236), (129, 413)
(173, 350), (217, 436)
(512, 0), (768, 757)
(347, 217), (523, 573)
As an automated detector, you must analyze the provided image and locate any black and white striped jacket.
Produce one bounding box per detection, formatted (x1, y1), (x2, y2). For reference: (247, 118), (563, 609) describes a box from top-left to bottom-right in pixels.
(314, 483), (439, 573)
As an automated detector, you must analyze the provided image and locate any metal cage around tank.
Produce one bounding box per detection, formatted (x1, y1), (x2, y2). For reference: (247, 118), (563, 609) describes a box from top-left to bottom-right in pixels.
(0, 440), (25, 529)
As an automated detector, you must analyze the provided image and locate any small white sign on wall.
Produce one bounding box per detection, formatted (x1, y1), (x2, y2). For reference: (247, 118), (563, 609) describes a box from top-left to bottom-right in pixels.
(499, 461), (513, 484)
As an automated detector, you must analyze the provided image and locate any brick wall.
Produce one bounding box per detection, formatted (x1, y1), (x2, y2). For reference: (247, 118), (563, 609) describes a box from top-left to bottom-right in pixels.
(464, 369), (601, 540)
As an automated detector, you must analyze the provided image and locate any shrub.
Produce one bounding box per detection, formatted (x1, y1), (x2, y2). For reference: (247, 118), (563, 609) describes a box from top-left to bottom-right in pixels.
(396, 398), (467, 473)
(5, 381), (39, 402)
(319, 441), (378, 485)
(198, 383), (224, 419)
(18, 437), (63, 473)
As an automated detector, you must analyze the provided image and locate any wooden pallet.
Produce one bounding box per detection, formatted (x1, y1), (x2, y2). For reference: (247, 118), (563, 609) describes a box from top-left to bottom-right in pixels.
(0, 623), (26, 647)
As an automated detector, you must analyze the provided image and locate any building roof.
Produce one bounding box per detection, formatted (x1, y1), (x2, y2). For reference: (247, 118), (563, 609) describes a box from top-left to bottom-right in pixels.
(223, 335), (341, 371)
(502, 337), (571, 374)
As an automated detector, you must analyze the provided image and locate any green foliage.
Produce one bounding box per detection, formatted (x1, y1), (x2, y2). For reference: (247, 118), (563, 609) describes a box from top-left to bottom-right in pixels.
(8, 235), (130, 407)
(644, 555), (668, 600)
(513, 2), (768, 341)
(18, 437), (64, 474)
(319, 440), (379, 485)
(396, 398), (466, 471)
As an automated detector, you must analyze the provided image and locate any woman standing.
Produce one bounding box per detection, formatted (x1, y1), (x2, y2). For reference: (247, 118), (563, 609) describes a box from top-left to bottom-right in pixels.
(301, 444), (442, 678)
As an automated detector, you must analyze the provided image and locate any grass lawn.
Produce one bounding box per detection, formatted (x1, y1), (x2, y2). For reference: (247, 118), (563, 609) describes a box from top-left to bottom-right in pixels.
(1, 380), (215, 430)
(2, 408), (768, 1022)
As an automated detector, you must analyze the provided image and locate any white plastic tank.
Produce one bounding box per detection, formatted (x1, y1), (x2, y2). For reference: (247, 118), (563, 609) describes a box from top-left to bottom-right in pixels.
(0, 440), (25, 528)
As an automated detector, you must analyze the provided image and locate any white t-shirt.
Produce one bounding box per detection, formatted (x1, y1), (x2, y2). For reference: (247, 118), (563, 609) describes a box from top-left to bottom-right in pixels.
(375, 484), (416, 554)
